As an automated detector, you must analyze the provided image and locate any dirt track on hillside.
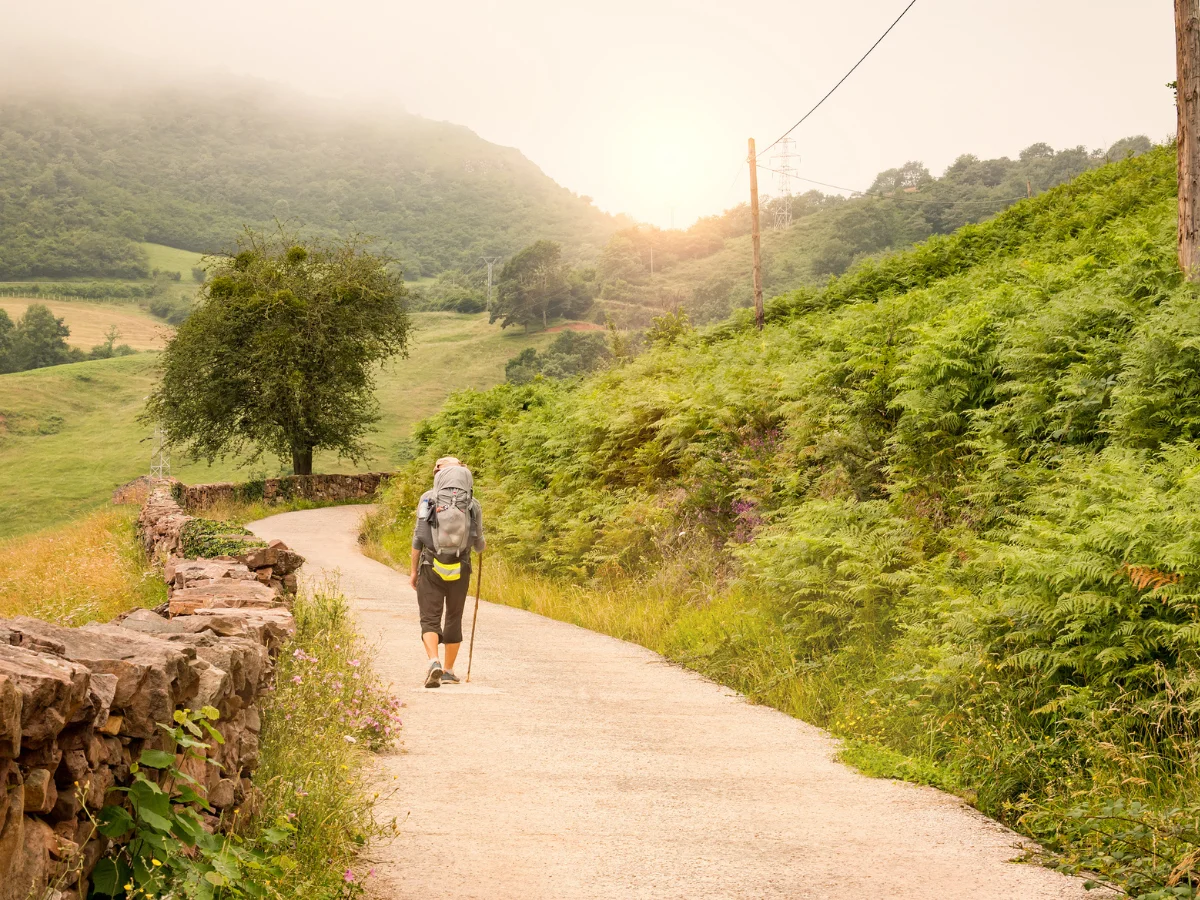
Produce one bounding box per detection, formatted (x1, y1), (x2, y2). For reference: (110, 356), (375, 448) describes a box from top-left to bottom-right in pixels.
(250, 505), (1110, 900)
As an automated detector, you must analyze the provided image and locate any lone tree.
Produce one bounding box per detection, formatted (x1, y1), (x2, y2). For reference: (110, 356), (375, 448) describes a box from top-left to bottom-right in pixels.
(489, 240), (593, 330)
(145, 229), (410, 475)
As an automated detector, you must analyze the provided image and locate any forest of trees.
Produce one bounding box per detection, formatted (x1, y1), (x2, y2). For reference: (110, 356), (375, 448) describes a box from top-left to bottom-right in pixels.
(0, 87), (620, 280)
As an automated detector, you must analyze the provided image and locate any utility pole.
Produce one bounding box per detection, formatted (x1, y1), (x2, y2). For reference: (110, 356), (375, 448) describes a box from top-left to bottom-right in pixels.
(481, 256), (501, 311)
(747, 138), (764, 331)
(1178, 0), (1200, 280)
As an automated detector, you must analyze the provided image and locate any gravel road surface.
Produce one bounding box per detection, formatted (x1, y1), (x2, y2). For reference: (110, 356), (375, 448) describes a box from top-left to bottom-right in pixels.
(250, 504), (1106, 900)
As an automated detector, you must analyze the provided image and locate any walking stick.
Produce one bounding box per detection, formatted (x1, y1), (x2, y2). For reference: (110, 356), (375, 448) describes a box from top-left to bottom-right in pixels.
(466, 552), (483, 682)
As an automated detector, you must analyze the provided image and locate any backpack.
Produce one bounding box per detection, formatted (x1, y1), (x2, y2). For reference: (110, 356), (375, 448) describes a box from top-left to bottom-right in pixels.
(430, 465), (474, 557)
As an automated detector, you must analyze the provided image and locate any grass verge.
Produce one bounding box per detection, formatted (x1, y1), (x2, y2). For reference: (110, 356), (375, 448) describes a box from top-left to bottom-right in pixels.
(0, 505), (166, 623)
(250, 582), (402, 897)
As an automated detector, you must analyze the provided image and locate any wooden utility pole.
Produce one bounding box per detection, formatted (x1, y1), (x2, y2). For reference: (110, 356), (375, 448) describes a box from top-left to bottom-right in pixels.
(1178, 0), (1200, 279)
(747, 138), (764, 330)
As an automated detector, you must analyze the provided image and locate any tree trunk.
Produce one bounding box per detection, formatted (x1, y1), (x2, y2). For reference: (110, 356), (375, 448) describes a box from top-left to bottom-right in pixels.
(1179, 0), (1200, 279)
(291, 447), (313, 476)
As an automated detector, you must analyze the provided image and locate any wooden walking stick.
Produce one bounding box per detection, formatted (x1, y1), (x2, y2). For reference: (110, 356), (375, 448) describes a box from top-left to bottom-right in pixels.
(466, 552), (483, 682)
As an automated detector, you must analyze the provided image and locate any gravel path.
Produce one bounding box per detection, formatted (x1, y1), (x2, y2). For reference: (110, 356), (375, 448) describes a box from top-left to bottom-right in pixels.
(250, 505), (1106, 900)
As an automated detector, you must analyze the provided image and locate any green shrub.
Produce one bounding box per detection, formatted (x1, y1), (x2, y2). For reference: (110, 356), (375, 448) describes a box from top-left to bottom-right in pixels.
(179, 518), (265, 559)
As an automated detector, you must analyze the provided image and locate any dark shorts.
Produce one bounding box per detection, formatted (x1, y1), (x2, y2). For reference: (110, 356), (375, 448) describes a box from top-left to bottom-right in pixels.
(417, 563), (471, 645)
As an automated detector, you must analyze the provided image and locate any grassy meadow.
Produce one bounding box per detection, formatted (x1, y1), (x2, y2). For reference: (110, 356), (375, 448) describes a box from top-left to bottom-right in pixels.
(140, 242), (206, 277)
(0, 311), (553, 538)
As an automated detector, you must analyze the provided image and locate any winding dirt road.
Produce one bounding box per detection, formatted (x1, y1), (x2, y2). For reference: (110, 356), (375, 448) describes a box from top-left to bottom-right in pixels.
(250, 505), (1105, 900)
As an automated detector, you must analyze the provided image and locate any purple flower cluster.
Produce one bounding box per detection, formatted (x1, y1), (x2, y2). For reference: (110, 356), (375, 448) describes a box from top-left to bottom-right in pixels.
(341, 684), (404, 749)
(731, 498), (764, 544)
(282, 642), (404, 751)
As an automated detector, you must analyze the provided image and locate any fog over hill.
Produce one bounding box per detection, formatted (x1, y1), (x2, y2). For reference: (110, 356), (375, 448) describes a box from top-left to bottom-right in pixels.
(0, 66), (622, 281)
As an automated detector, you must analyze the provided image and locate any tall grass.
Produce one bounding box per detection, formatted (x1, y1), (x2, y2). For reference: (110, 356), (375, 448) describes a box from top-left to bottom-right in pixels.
(0, 506), (165, 623)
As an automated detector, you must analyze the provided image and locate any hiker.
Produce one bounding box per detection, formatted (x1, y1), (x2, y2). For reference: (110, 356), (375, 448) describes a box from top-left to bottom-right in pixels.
(411, 456), (486, 688)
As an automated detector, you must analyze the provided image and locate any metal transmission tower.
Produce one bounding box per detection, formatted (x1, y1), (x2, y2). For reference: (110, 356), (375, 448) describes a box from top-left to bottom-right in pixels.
(150, 426), (171, 479)
(771, 136), (797, 230)
(481, 257), (502, 311)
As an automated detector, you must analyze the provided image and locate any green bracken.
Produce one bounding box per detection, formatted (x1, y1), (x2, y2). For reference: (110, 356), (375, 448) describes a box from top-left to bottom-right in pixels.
(369, 145), (1200, 897)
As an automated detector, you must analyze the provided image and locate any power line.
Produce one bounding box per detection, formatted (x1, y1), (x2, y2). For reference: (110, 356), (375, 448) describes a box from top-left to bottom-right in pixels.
(758, 0), (920, 159)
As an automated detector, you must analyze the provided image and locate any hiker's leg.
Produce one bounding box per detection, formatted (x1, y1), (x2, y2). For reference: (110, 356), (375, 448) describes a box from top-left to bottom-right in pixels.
(440, 575), (470, 671)
(421, 631), (440, 660)
(416, 567), (444, 658)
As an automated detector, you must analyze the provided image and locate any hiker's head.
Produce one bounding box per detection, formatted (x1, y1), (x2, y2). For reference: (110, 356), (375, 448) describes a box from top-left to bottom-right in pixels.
(434, 456), (461, 474)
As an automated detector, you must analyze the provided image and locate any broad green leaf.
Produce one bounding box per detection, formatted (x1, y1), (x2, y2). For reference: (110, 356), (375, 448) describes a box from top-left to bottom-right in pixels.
(90, 858), (126, 896)
(139, 749), (176, 769)
(137, 806), (175, 833)
(96, 805), (135, 839)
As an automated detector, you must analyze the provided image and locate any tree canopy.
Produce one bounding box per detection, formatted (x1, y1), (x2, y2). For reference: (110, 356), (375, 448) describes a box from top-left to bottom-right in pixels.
(144, 230), (411, 474)
(490, 241), (595, 330)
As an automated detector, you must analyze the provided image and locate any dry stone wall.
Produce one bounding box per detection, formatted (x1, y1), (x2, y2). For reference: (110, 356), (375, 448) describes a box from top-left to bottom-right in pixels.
(179, 472), (391, 510)
(0, 486), (302, 900)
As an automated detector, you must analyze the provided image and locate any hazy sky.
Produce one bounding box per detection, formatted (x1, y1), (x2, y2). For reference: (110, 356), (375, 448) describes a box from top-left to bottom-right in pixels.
(5, 1), (1177, 228)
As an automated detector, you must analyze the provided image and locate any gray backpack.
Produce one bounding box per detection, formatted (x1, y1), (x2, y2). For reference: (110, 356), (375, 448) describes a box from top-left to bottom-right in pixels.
(430, 465), (474, 557)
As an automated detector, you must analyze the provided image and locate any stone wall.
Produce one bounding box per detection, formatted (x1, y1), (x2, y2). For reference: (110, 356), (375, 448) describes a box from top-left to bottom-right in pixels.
(0, 487), (303, 900)
(180, 472), (391, 510)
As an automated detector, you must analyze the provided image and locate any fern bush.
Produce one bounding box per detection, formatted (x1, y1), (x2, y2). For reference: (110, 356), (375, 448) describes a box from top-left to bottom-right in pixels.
(375, 144), (1200, 897)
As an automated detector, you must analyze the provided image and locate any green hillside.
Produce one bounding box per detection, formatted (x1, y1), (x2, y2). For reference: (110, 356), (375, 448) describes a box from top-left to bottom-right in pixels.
(0, 88), (618, 281)
(0, 312), (553, 537)
(583, 138), (1152, 326)
(141, 243), (204, 277)
(372, 146), (1200, 896)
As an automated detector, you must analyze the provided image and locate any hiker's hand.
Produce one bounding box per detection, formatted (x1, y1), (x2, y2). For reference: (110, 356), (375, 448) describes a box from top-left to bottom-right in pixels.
(409, 570), (418, 589)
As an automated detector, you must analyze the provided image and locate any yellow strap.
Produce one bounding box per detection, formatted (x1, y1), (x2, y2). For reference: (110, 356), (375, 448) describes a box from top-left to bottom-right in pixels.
(432, 558), (462, 581)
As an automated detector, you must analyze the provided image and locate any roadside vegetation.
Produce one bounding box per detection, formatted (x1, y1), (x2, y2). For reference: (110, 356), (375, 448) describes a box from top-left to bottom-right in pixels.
(0, 500), (399, 898)
(237, 584), (401, 898)
(366, 144), (1200, 898)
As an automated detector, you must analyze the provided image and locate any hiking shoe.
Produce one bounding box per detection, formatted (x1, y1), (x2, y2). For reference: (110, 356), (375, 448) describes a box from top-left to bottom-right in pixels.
(441, 670), (460, 684)
(424, 659), (443, 689)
